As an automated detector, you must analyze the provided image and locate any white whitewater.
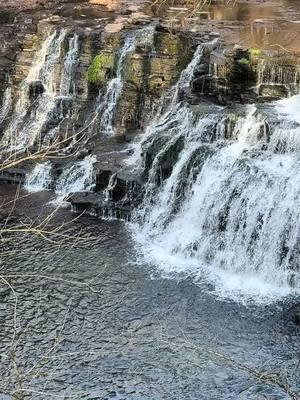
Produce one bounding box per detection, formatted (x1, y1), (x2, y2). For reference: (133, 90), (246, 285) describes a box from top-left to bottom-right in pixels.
(127, 40), (213, 171)
(24, 162), (53, 192)
(100, 25), (155, 135)
(1, 30), (66, 150)
(25, 154), (96, 204)
(172, 39), (218, 105)
(1, 30), (80, 151)
(131, 76), (300, 302)
(275, 94), (300, 124)
(0, 81), (12, 124)
(104, 173), (117, 202)
(42, 32), (80, 146)
(257, 59), (300, 96)
(52, 155), (96, 205)
(60, 33), (79, 98)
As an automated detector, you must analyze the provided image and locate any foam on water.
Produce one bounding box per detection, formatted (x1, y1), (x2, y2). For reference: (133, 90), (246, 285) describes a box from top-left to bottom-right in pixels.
(52, 155), (96, 205)
(130, 64), (300, 303)
(275, 94), (300, 124)
(24, 162), (53, 192)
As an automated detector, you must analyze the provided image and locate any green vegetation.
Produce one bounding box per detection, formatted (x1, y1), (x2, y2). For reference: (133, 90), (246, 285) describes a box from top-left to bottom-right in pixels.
(249, 48), (263, 57)
(87, 53), (115, 84)
(237, 58), (250, 65)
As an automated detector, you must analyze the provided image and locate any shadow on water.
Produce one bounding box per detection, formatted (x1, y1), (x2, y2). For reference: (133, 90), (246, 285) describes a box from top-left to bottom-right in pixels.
(0, 186), (299, 399)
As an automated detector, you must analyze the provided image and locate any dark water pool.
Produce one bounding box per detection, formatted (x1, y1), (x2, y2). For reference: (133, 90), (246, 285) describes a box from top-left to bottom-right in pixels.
(0, 188), (299, 400)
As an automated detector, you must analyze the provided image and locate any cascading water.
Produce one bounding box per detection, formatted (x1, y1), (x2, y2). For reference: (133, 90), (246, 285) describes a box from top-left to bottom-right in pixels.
(127, 40), (216, 170)
(100, 25), (155, 135)
(24, 162), (53, 192)
(104, 173), (117, 202)
(25, 154), (96, 205)
(131, 99), (300, 302)
(60, 33), (79, 98)
(172, 39), (218, 104)
(1, 30), (80, 151)
(275, 94), (300, 124)
(42, 32), (80, 146)
(52, 155), (96, 205)
(256, 59), (300, 97)
(0, 80), (12, 125)
(127, 36), (300, 302)
(1, 30), (66, 150)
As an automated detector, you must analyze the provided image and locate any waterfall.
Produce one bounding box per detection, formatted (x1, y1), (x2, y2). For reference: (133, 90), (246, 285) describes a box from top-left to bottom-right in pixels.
(275, 94), (300, 124)
(172, 39), (218, 104)
(256, 59), (300, 96)
(127, 40), (213, 170)
(52, 155), (96, 204)
(42, 33), (79, 146)
(104, 173), (117, 201)
(60, 33), (79, 98)
(1, 30), (80, 151)
(131, 85), (300, 301)
(100, 25), (155, 135)
(24, 162), (53, 192)
(0, 79), (12, 125)
(24, 154), (96, 204)
(1, 30), (66, 150)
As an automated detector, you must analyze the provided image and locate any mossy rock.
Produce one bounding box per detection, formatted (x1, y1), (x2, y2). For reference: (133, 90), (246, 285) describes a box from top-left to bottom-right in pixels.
(237, 57), (250, 65)
(149, 56), (178, 93)
(249, 48), (263, 58)
(87, 53), (115, 85)
(156, 32), (193, 79)
(227, 49), (256, 86)
(154, 32), (187, 57)
(26, 34), (41, 50)
(102, 33), (122, 51)
(124, 55), (144, 87)
(156, 33), (180, 55)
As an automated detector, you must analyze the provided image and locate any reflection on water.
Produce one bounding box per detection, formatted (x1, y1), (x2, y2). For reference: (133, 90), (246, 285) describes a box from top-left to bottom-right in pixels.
(147, 0), (296, 21)
(146, 0), (300, 52)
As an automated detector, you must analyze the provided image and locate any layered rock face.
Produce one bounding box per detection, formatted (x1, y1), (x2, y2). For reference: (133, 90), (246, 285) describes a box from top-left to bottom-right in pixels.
(0, 0), (300, 219)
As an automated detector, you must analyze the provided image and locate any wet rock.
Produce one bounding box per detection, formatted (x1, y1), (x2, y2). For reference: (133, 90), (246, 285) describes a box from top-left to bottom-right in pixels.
(0, 10), (15, 23)
(295, 310), (300, 326)
(96, 170), (112, 191)
(114, 28), (193, 133)
(258, 84), (289, 101)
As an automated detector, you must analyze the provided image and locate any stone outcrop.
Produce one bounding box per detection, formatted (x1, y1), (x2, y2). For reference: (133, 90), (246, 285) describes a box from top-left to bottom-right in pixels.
(192, 47), (300, 105)
(1, 0), (300, 220)
(114, 29), (194, 133)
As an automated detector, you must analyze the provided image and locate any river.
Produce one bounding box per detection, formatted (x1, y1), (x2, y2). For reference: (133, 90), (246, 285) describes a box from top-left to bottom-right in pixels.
(0, 187), (299, 400)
